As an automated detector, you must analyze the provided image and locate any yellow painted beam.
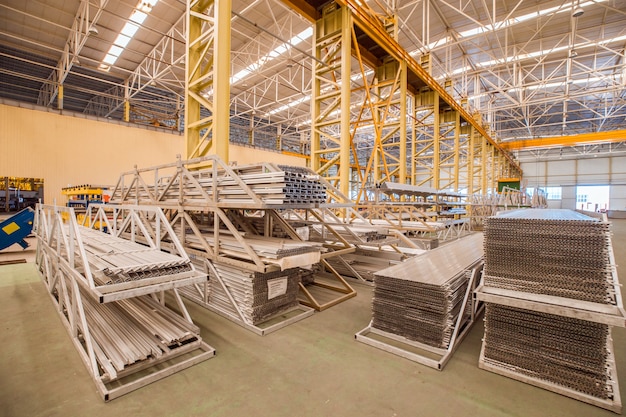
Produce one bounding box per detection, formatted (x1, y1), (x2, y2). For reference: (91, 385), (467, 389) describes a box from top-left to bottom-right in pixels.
(335, 0), (520, 173)
(500, 130), (626, 150)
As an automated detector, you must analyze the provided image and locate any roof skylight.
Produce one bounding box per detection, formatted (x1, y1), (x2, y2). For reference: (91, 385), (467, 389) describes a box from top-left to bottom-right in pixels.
(98, 0), (158, 71)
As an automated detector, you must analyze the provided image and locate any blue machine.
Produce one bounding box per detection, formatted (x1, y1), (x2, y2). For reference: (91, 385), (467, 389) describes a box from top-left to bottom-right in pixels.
(0, 207), (35, 251)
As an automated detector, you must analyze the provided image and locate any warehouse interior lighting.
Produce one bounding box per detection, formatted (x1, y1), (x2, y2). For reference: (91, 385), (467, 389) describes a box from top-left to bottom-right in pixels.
(411, 0), (607, 55)
(99, 0), (159, 71)
(231, 27), (313, 84)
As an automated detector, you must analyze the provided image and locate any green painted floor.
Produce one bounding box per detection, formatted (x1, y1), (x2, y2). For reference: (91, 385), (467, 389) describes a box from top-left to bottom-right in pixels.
(1, 221), (625, 417)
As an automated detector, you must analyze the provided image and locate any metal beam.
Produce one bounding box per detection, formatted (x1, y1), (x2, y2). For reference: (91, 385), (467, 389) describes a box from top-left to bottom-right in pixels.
(501, 130), (626, 150)
(38, 0), (108, 108)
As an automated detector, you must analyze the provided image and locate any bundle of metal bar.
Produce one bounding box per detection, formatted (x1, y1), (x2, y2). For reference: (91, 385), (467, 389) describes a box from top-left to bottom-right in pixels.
(173, 224), (322, 269)
(483, 209), (613, 304)
(208, 262), (302, 325)
(371, 234), (483, 348)
(83, 294), (200, 373)
(482, 304), (615, 401)
(325, 247), (409, 282)
(79, 226), (193, 284)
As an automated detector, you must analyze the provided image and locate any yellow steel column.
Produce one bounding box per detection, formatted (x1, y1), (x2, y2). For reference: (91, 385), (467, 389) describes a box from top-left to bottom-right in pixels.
(399, 60), (407, 184)
(489, 145), (497, 193)
(213, 0), (231, 162)
(339, 5), (351, 197)
(481, 136), (488, 195)
(410, 93), (416, 186)
(57, 85), (63, 110)
(310, 16), (321, 173)
(467, 126), (475, 195)
(433, 91), (440, 190)
(185, 0), (206, 159)
(124, 101), (130, 122)
(453, 111), (460, 192)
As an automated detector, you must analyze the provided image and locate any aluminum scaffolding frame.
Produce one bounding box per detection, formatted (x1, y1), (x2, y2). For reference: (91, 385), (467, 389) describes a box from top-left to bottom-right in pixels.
(34, 203), (215, 401)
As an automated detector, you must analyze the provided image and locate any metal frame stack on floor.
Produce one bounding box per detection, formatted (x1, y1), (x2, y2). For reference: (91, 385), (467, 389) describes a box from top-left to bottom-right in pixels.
(34, 203), (215, 401)
(476, 209), (626, 413)
(110, 155), (357, 334)
(356, 233), (485, 370)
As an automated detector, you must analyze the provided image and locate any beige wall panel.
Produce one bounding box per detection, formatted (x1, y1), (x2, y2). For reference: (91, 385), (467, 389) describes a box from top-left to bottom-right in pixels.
(1, 105), (308, 207)
(230, 145), (307, 167)
(0, 105), (183, 205)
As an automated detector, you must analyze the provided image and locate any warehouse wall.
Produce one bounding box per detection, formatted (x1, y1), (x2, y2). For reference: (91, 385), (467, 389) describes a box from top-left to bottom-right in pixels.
(0, 104), (184, 205)
(0, 104), (307, 206)
(520, 154), (626, 210)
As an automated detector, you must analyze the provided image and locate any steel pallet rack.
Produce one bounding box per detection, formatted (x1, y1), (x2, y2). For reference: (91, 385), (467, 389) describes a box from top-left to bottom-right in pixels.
(34, 203), (215, 401)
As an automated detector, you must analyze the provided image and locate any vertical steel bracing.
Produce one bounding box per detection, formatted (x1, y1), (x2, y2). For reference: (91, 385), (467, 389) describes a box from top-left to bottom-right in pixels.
(311, 3), (407, 201)
(185, 0), (231, 161)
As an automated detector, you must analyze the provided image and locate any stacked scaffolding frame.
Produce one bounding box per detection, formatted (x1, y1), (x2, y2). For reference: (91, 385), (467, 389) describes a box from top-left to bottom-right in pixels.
(34, 203), (215, 401)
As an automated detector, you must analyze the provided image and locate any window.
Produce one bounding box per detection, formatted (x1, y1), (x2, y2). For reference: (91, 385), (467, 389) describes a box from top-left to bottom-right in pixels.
(544, 186), (562, 200)
(576, 194), (587, 203)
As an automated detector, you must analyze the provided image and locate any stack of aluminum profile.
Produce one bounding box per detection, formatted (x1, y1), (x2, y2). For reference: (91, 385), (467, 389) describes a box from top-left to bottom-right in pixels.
(483, 304), (612, 400)
(79, 226), (193, 285)
(481, 209), (619, 407)
(371, 233), (483, 348)
(208, 263), (301, 325)
(175, 164), (326, 205)
(483, 209), (613, 304)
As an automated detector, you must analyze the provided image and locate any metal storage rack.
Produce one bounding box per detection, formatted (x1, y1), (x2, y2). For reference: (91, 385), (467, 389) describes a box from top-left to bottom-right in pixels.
(109, 155), (357, 333)
(356, 182), (471, 241)
(356, 233), (485, 370)
(34, 203), (215, 401)
(475, 209), (626, 413)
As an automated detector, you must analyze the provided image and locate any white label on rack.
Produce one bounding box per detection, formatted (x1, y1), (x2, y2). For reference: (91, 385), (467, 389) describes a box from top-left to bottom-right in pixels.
(267, 277), (288, 299)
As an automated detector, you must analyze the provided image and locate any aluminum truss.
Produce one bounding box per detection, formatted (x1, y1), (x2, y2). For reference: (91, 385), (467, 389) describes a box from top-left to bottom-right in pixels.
(34, 203), (214, 401)
(110, 154), (356, 322)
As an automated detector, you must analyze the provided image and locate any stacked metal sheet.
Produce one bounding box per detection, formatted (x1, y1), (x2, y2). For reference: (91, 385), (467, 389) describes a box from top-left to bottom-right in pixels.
(371, 234), (483, 348)
(483, 209), (613, 304)
(479, 208), (622, 411)
(208, 263), (301, 325)
(483, 304), (613, 400)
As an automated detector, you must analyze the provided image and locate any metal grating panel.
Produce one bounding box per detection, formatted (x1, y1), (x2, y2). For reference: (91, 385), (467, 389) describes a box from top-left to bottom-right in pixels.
(483, 209), (613, 304)
(371, 233), (483, 348)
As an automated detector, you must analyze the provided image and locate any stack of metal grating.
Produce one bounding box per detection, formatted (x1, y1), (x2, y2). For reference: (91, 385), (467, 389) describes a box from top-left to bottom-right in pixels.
(208, 263), (301, 325)
(372, 234), (483, 348)
(481, 209), (618, 406)
(483, 209), (613, 304)
(483, 304), (611, 400)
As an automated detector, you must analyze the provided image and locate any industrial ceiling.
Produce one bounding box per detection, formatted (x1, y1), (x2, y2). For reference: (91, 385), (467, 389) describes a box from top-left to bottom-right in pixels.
(1, 0), (625, 153)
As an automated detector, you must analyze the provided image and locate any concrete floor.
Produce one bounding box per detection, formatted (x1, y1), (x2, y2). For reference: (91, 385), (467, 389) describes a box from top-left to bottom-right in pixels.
(1, 221), (625, 417)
